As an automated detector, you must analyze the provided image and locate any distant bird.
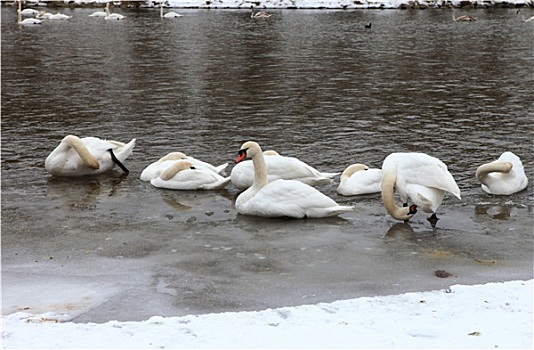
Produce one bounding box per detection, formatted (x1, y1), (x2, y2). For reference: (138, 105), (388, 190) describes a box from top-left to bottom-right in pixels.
(20, 8), (39, 16)
(89, 8), (107, 17)
(452, 8), (476, 22)
(105, 2), (125, 20)
(476, 152), (528, 195)
(364, 22), (372, 29)
(160, 3), (182, 18)
(251, 6), (272, 18)
(517, 9), (534, 22)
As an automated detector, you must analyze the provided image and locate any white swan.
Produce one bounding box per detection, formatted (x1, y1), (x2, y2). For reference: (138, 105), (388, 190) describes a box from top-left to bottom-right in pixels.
(140, 152), (228, 182)
(150, 160), (231, 190)
(89, 9), (107, 17)
(234, 141), (353, 218)
(517, 9), (534, 22)
(381, 152), (461, 221)
(105, 3), (125, 20)
(231, 150), (338, 190)
(452, 8), (476, 22)
(37, 11), (72, 20)
(45, 135), (136, 177)
(20, 8), (39, 16)
(336, 164), (382, 196)
(251, 6), (272, 18)
(160, 4), (181, 18)
(476, 152), (528, 195)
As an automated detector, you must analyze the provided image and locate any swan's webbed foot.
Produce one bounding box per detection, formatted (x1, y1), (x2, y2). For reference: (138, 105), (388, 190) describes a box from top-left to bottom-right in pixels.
(427, 213), (439, 228)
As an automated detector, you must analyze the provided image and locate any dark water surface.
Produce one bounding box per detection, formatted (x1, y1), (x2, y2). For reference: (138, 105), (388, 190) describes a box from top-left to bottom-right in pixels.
(2, 7), (533, 322)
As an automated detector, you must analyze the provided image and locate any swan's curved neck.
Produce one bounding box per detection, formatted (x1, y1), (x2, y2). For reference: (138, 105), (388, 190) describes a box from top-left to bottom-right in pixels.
(63, 135), (100, 169)
(476, 162), (513, 181)
(251, 151), (269, 189)
(160, 3), (163, 17)
(381, 171), (414, 221)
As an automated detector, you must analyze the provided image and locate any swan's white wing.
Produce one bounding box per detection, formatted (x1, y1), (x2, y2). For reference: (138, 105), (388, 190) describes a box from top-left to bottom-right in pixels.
(394, 153), (461, 199)
(151, 168), (229, 190)
(239, 180), (351, 218)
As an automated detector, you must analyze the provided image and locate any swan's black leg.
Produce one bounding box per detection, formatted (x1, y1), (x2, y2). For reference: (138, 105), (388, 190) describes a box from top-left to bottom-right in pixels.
(108, 149), (129, 173)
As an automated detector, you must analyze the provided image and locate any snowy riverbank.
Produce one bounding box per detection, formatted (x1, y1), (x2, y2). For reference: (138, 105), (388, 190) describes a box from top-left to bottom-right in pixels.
(2, 279), (532, 348)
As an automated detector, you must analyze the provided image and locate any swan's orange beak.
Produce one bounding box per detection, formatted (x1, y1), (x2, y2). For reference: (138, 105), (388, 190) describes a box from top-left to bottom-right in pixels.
(235, 149), (247, 164)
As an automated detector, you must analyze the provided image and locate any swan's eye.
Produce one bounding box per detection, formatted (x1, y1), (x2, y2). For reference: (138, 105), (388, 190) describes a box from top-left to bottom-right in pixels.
(237, 148), (248, 157)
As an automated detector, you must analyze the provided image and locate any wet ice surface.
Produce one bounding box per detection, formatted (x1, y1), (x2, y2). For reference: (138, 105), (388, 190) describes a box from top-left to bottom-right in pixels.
(2, 170), (532, 323)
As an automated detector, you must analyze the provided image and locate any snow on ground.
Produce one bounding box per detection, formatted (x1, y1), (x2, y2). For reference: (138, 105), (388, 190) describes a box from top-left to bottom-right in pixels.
(2, 279), (532, 349)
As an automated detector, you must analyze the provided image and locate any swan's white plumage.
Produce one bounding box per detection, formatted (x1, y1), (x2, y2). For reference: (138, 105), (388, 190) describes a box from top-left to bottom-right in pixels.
(381, 152), (461, 217)
(150, 161), (231, 190)
(45, 135), (136, 177)
(234, 141), (353, 218)
(89, 10), (107, 17)
(231, 152), (338, 190)
(20, 8), (39, 16)
(337, 164), (382, 196)
(140, 152), (228, 182)
(19, 17), (42, 24)
(476, 152), (528, 195)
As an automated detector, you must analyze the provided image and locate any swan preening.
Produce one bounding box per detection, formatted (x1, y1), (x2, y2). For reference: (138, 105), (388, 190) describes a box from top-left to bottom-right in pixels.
(233, 141), (353, 218)
(476, 152), (528, 195)
(45, 135), (136, 177)
(230, 150), (338, 190)
(337, 164), (382, 196)
(517, 9), (534, 22)
(380, 153), (461, 222)
(251, 6), (272, 18)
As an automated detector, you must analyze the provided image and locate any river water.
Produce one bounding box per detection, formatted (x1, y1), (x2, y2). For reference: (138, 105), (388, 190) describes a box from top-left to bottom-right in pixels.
(1, 7), (533, 322)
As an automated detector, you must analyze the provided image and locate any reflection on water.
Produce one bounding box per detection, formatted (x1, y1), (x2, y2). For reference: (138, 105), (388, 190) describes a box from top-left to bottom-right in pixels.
(474, 205), (512, 220)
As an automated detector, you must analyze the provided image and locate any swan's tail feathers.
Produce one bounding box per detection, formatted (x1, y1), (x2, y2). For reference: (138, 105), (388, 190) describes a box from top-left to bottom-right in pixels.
(203, 176), (232, 190)
(320, 172), (341, 179)
(114, 138), (136, 162)
(215, 163), (229, 175)
(309, 205), (354, 218)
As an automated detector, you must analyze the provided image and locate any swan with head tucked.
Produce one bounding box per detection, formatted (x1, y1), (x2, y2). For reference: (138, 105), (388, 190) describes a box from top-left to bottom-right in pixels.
(20, 8), (39, 16)
(337, 164), (382, 196)
(251, 6), (272, 18)
(234, 141), (353, 218)
(476, 152), (528, 195)
(451, 8), (476, 22)
(231, 149), (338, 190)
(140, 152), (228, 181)
(381, 152), (461, 222)
(150, 160), (231, 190)
(45, 135), (136, 177)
